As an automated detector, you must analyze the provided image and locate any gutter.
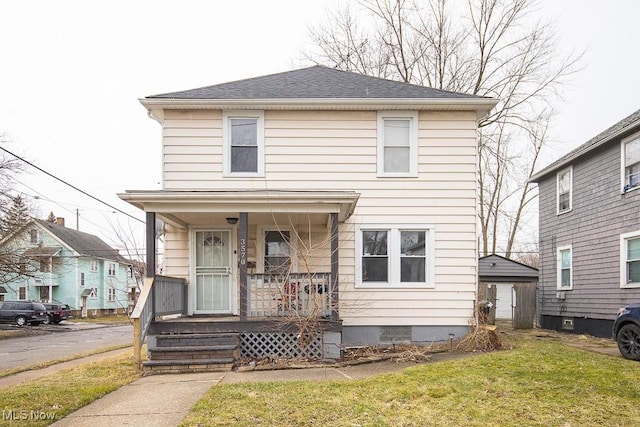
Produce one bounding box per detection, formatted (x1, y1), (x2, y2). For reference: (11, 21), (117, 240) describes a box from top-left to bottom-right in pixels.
(139, 97), (498, 115)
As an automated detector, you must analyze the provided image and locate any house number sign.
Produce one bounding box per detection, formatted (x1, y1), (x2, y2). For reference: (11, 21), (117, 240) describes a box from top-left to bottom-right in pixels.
(239, 238), (247, 266)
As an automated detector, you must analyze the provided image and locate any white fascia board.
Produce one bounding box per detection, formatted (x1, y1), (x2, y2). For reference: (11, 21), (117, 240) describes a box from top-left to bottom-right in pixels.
(139, 97), (498, 114)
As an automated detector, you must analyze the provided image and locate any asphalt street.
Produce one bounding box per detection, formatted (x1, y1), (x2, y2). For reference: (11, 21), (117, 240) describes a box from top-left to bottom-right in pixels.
(0, 323), (133, 370)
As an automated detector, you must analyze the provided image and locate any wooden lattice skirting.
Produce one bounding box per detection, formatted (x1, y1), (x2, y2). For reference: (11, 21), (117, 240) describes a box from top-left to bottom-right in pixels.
(240, 332), (323, 359)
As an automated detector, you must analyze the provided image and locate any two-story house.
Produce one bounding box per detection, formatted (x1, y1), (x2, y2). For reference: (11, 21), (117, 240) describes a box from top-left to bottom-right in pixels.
(0, 217), (136, 317)
(530, 108), (640, 337)
(119, 66), (497, 372)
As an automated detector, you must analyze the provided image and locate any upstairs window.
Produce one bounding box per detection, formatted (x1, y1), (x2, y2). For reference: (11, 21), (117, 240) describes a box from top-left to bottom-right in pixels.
(107, 262), (116, 276)
(39, 259), (51, 273)
(30, 229), (39, 244)
(377, 111), (418, 177)
(557, 245), (572, 290)
(223, 111), (264, 176)
(557, 167), (572, 214)
(90, 260), (98, 272)
(620, 231), (640, 288)
(623, 134), (640, 192)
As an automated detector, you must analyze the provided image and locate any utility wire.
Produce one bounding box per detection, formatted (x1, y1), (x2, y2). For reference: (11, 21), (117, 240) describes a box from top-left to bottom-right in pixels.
(0, 146), (144, 224)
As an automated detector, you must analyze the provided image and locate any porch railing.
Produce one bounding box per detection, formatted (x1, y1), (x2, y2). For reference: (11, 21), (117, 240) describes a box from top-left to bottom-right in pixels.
(247, 272), (333, 318)
(131, 275), (187, 368)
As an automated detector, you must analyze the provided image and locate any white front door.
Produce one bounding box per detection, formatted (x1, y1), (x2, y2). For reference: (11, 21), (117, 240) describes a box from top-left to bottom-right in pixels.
(195, 230), (232, 314)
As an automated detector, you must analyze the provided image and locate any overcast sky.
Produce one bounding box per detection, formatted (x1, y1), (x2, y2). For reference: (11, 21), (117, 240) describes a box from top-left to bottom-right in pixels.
(1, 0), (639, 250)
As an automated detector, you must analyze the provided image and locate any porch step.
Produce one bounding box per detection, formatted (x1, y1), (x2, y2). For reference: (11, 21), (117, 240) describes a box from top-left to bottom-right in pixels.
(142, 358), (235, 374)
(144, 332), (240, 375)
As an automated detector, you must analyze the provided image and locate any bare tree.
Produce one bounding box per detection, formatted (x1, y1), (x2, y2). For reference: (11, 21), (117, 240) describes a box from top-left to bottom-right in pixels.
(305, 0), (581, 257)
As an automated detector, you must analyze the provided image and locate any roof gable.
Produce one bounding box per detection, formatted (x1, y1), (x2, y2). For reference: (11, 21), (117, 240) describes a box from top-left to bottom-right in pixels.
(33, 219), (127, 263)
(530, 108), (640, 182)
(148, 65), (487, 101)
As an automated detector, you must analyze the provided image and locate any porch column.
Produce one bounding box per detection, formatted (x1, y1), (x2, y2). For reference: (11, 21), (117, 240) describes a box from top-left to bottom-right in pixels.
(145, 212), (156, 278)
(239, 212), (248, 321)
(330, 212), (339, 320)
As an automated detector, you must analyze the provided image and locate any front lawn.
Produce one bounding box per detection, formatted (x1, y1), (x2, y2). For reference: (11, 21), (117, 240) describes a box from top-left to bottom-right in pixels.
(0, 352), (140, 426)
(181, 337), (640, 426)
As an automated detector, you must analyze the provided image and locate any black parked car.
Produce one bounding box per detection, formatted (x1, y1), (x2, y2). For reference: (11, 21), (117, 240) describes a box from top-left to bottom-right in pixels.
(612, 303), (640, 360)
(0, 301), (48, 326)
(42, 303), (68, 324)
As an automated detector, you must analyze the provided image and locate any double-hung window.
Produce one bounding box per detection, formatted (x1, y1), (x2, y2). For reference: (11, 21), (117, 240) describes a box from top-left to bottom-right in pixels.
(263, 230), (291, 276)
(377, 111), (418, 177)
(107, 262), (116, 277)
(557, 245), (572, 290)
(108, 287), (116, 302)
(357, 225), (433, 287)
(622, 134), (640, 192)
(557, 167), (572, 214)
(223, 111), (264, 176)
(620, 231), (640, 288)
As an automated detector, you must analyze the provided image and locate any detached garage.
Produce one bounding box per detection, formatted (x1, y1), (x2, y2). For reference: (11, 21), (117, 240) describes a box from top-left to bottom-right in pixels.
(479, 255), (539, 328)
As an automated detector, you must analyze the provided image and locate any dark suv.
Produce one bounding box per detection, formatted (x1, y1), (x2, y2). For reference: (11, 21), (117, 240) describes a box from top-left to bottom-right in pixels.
(612, 303), (640, 360)
(0, 301), (48, 326)
(42, 303), (68, 324)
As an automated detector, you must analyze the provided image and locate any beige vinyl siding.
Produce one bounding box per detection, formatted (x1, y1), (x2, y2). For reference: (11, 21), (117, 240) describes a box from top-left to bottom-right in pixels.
(161, 109), (478, 326)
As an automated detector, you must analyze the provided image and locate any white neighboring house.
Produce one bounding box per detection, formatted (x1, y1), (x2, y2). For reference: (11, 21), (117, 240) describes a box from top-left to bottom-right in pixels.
(119, 66), (497, 360)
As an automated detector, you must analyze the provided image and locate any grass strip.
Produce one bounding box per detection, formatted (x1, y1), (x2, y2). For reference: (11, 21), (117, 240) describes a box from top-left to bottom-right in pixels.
(181, 338), (640, 427)
(0, 343), (131, 378)
(0, 351), (140, 426)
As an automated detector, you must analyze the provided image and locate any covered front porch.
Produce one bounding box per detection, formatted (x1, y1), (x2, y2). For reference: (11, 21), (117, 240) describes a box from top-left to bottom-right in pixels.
(120, 190), (359, 369)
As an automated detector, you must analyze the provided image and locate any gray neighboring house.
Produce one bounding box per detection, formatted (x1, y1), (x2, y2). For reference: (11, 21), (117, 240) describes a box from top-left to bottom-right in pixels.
(530, 108), (640, 337)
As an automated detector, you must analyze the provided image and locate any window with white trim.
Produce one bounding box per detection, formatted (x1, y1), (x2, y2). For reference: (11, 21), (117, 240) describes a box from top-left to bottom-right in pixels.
(30, 229), (39, 244)
(377, 111), (418, 177)
(108, 287), (116, 302)
(622, 134), (640, 192)
(557, 167), (572, 214)
(620, 231), (640, 288)
(107, 262), (116, 277)
(223, 111), (265, 176)
(357, 225), (433, 287)
(89, 287), (98, 299)
(19, 286), (26, 300)
(90, 260), (98, 272)
(264, 230), (291, 275)
(557, 245), (572, 290)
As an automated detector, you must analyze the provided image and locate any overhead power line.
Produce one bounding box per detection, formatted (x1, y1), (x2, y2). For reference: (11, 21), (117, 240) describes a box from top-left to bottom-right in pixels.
(0, 146), (144, 224)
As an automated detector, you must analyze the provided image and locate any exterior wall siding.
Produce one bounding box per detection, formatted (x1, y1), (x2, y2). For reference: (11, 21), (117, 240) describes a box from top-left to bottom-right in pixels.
(538, 135), (640, 324)
(161, 109), (479, 327)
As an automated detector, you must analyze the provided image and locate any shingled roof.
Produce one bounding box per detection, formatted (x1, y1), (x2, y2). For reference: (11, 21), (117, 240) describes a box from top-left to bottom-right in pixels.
(530, 108), (640, 182)
(34, 219), (128, 263)
(147, 65), (487, 100)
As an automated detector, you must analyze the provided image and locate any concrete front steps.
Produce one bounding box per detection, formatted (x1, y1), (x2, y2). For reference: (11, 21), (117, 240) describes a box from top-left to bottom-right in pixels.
(143, 332), (240, 375)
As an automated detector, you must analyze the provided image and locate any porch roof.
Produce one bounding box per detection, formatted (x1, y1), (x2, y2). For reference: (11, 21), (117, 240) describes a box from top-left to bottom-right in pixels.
(118, 190), (360, 227)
